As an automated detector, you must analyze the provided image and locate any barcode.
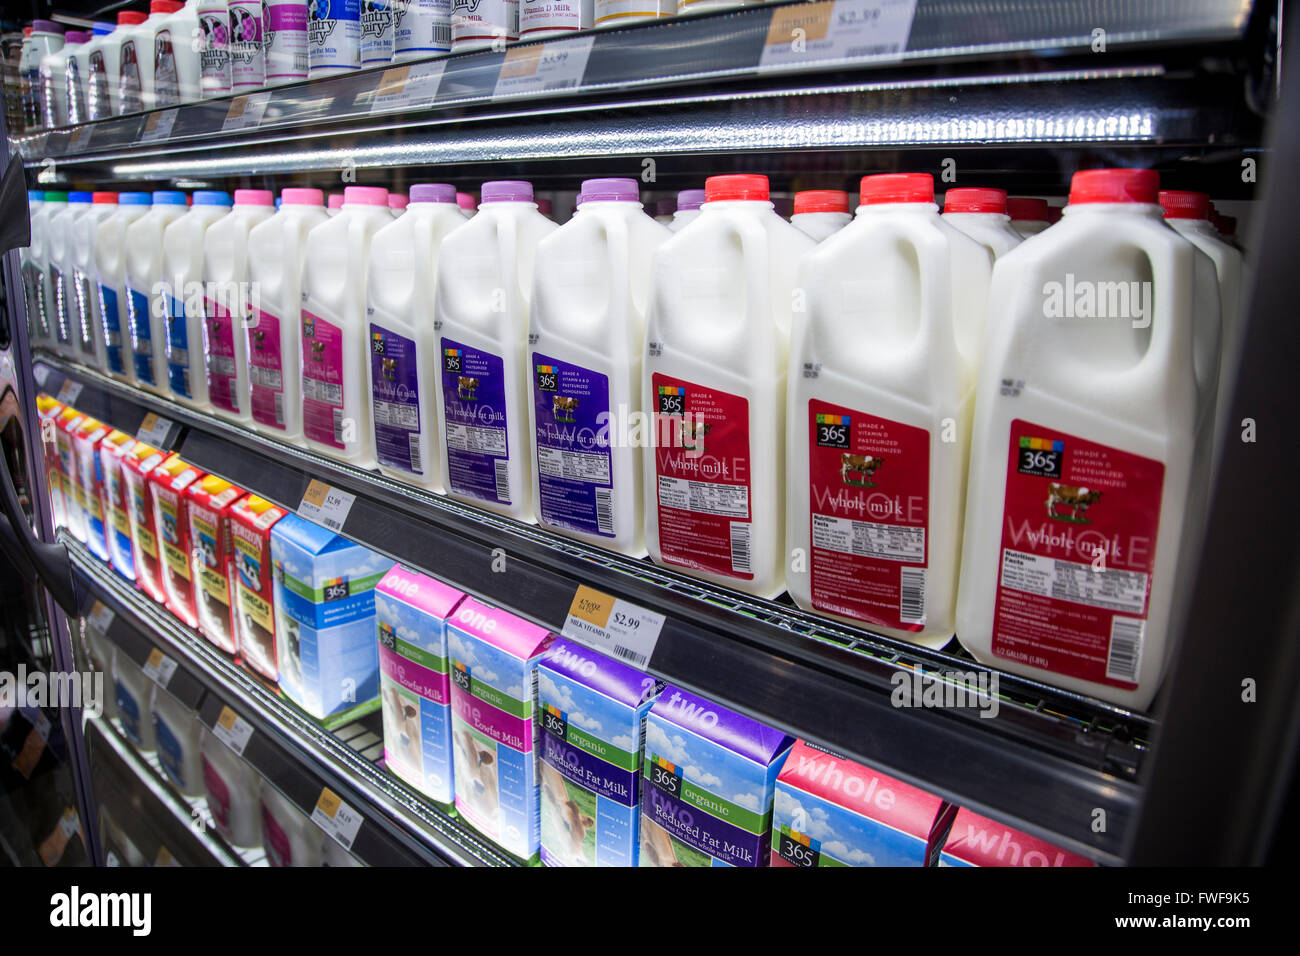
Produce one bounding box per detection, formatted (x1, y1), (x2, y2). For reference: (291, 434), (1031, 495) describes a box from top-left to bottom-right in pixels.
(729, 522), (752, 573)
(595, 487), (613, 535)
(609, 644), (648, 666)
(494, 458), (510, 502)
(273, 391), (284, 426)
(434, 23), (451, 45)
(1106, 616), (1144, 683)
(333, 408), (345, 445)
(408, 432), (423, 474)
(846, 42), (903, 58)
(899, 567), (927, 624)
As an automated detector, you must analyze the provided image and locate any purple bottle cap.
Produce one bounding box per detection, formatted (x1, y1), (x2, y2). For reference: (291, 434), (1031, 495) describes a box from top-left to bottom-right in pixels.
(580, 178), (640, 203)
(410, 183), (456, 204)
(32, 20), (65, 34)
(65, 30), (91, 44)
(676, 189), (706, 211)
(481, 181), (533, 204)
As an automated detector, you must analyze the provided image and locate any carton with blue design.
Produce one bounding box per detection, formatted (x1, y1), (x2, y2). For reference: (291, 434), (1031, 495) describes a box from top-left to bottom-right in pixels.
(536, 639), (662, 867)
(640, 686), (793, 867)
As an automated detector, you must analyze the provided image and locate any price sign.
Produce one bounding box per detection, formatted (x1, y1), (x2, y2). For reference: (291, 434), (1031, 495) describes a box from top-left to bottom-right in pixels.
(136, 412), (174, 446)
(370, 60), (447, 114)
(138, 108), (179, 143)
(222, 92), (271, 131)
(562, 585), (665, 669)
(141, 647), (178, 688)
(56, 380), (83, 405)
(86, 602), (116, 639)
(758, 0), (916, 73)
(297, 480), (356, 533)
(494, 36), (594, 99)
(212, 705), (254, 755)
(68, 125), (93, 152)
(312, 787), (364, 851)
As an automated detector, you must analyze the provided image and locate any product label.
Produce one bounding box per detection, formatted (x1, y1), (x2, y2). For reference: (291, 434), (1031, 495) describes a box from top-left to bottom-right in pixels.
(73, 271), (96, 356)
(262, 803), (293, 866)
(991, 420), (1163, 689)
(98, 284), (125, 374)
(395, 0), (452, 53)
(370, 323), (423, 474)
(807, 400), (930, 629)
(199, 10), (232, 92)
(520, 0), (585, 34)
(642, 755), (769, 867)
(155, 714), (186, 788)
(158, 492), (192, 584)
(651, 373), (752, 580)
(165, 296), (193, 398)
(202, 754), (233, 837)
(309, 0), (362, 71)
(87, 50), (110, 121)
(361, 0), (397, 63)
(119, 40), (143, 112)
(22, 262), (48, 341)
(248, 307), (287, 428)
(126, 284), (155, 385)
(301, 309), (347, 449)
(65, 58), (85, 124)
(229, 2), (266, 89)
(50, 265), (70, 346)
(440, 339), (511, 504)
(116, 679), (142, 744)
(133, 486), (158, 558)
(234, 529), (277, 677)
(452, 0), (518, 43)
(205, 298), (241, 413)
(266, 2), (310, 80)
(532, 353), (613, 537)
(154, 30), (180, 106)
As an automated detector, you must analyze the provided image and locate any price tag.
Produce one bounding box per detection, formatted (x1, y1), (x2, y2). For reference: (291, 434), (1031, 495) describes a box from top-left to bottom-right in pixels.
(86, 601), (116, 639)
(141, 647), (178, 688)
(56, 379), (83, 405)
(212, 705), (254, 756)
(562, 585), (665, 669)
(222, 92), (271, 131)
(311, 787), (364, 850)
(758, 0), (916, 73)
(494, 35), (594, 99)
(138, 108), (179, 142)
(33, 365), (50, 386)
(370, 60), (447, 114)
(68, 125), (93, 152)
(136, 412), (174, 446)
(298, 480), (356, 533)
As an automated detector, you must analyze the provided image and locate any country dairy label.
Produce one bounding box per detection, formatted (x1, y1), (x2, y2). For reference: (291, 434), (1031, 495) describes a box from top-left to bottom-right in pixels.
(361, 0), (397, 63)
(520, 0), (586, 34)
(266, 2), (309, 80)
(230, 1), (267, 89)
(532, 353), (613, 537)
(126, 285), (156, 385)
(441, 339), (511, 504)
(204, 299), (240, 413)
(309, 0), (362, 71)
(808, 400), (929, 630)
(154, 30), (180, 106)
(992, 419), (1163, 689)
(65, 58), (86, 124)
(370, 323), (423, 474)
(248, 307), (287, 428)
(119, 39), (143, 112)
(87, 50), (110, 121)
(395, 0), (453, 53)
(98, 285), (125, 374)
(165, 296), (193, 398)
(452, 0), (519, 43)
(301, 309), (347, 449)
(200, 9), (233, 94)
(651, 373), (752, 580)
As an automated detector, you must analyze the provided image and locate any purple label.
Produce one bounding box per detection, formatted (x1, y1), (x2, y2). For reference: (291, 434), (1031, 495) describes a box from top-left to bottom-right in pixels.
(370, 323), (423, 474)
(651, 685), (793, 765)
(230, 2), (266, 89)
(380, 642), (448, 704)
(199, 11), (232, 90)
(542, 724), (638, 806)
(440, 338), (510, 504)
(532, 352), (614, 537)
(643, 777), (766, 867)
(267, 1), (310, 80)
(204, 298), (240, 412)
(248, 307), (287, 429)
(542, 639), (657, 710)
(302, 309), (345, 448)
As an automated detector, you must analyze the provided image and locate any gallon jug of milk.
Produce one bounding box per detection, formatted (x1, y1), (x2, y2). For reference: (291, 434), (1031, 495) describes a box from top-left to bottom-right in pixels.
(112, 648), (157, 752)
(260, 779), (323, 866)
(125, 190), (189, 393)
(942, 187), (1022, 264)
(62, 30), (91, 125)
(150, 680), (205, 796)
(529, 177), (670, 555)
(32, 192), (68, 349)
(47, 192), (91, 358)
(71, 192), (119, 369)
(202, 730), (263, 848)
(21, 191), (50, 348)
(791, 190), (851, 242)
(153, 0), (202, 106)
(434, 180), (557, 520)
(163, 190), (232, 407)
(956, 168), (1221, 710)
(787, 173), (992, 647)
(121, 1), (180, 112)
(643, 173), (815, 598)
(366, 183), (466, 491)
(96, 192), (152, 382)
(300, 185), (392, 467)
(246, 188), (329, 438)
(668, 189), (704, 232)
(1006, 197), (1050, 238)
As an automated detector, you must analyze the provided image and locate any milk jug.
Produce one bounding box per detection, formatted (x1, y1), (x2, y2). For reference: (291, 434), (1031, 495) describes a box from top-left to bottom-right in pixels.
(100, 12), (148, 116)
(668, 189), (704, 232)
(29, 20), (64, 129)
(113, 649), (157, 752)
(47, 193), (92, 358)
(643, 174), (815, 597)
(202, 189), (276, 422)
(38, 27), (71, 128)
(125, 190), (189, 393)
(388, 193), (408, 215)
(956, 168), (1221, 710)
(791, 190), (851, 242)
(529, 177), (670, 555)
(62, 30), (91, 126)
(434, 180), (557, 519)
(96, 192), (153, 383)
(520, 0), (593, 39)
(246, 188), (329, 438)
(119, 2), (179, 114)
(309, 0), (362, 76)
(21, 191), (49, 348)
(84, 22), (117, 120)
(594, 0), (673, 26)
(151, 681), (205, 796)
(457, 192), (476, 216)
(361, 0), (397, 65)
(19, 27), (37, 130)
(71, 192), (119, 370)
(153, 0), (203, 107)
(228, 0), (266, 91)
(260, 779), (323, 866)
(163, 190), (232, 407)
(394, 0), (453, 59)
(1007, 197), (1050, 238)
(197, 0), (232, 96)
(366, 183), (465, 490)
(787, 173), (992, 647)
(202, 730), (263, 848)
(451, 0), (518, 52)
(942, 187), (1023, 263)
(300, 185), (392, 467)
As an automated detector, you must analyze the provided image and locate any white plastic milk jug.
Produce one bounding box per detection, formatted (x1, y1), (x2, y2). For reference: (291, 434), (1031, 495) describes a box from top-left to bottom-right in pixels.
(150, 680), (205, 796)
(791, 190), (851, 242)
(942, 187), (1023, 263)
(668, 189), (704, 232)
(95, 192), (153, 382)
(71, 192), (119, 369)
(260, 779), (323, 866)
(1007, 197), (1050, 239)
(163, 190), (232, 407)
(47, 192), (92, 358)
(202, 730), (263, 848)
(124, 190), (189, 393)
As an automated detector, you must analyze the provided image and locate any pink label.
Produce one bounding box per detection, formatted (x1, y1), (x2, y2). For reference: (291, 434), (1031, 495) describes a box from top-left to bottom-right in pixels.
(261, 801), (293, 866)
(204, 298), (239, 413)
(247, 307), (287, 429)
(944, 809), (1094, 867)
(202, 754), (233, 839)
(447, 597), (552, 660)
(380, 643), (448, 704)
(301, 308), (345, 449)
(377, 566), (465, 620)
(451, 689), (532, 754)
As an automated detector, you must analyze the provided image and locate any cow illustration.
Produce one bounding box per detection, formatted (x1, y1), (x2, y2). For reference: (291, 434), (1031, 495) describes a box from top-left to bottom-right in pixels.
(160, 511), (178, 544)
(383, 686), (421, 770)
(457, 376), (479, 400)
(641, 816), (686, 867)
(452, 728), (499, 823)
(381, 356), (397, 380)
(841, 454), (884, 487)
(237, 552), (261, 590)
(679, 419), (712, 451)
(552, 395), (578, 423)
(1046, 483), (1103, 522)
(195, 533), (217, 568)
(310, 340), (327, 362)
(251, 329), (266, 351)
(540, 760), (594, 866)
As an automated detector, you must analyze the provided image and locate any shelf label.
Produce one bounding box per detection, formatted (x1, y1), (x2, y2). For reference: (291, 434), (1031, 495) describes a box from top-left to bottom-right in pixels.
(298, 479), (356, 533)
(759, 0), (916, 73)
(68, 126), (93, 152)
(56, 379), (83, 405)
(141, 647), (178, 688)
(138, 108), (179, 143)
(562, 585), (665, 669)
(86, 601), (116, 639)
(136, 412), (174, 446)
(370, 61), (447, 114)
(312, 787), (363, 851)
(212, 705), (254, 756)
(494, 36), (594, 99)
(222, 92), (271, 131)
(33, 365), (50, 386)
(154, 844), (181, 867)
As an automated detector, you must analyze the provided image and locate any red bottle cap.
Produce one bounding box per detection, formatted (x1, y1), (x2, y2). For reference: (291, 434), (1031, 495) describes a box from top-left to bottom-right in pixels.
(118, 11), (148, 24)
(92, 192), (118, 203)
(794, 190), (850, 215)
(1068, 168), (1160, 205)
(705, 174), (770, 202)
(1158, 190), (1210, 220)
(1006, 197), (1050, 222)
(943, 187), (1007, 215)
(859, 173), (934, 205)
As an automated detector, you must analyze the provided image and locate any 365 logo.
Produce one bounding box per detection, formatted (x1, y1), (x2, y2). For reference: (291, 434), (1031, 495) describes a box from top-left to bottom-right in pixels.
(535, 364), (558, 392)
(815, 412), (850, 449)
(443, 347), (463, 373)
(657, 384), (685, 415)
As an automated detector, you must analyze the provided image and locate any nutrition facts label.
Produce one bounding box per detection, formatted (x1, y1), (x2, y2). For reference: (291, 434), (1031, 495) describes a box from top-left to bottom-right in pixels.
(303, 377), (342, 405)
(813, 512), (925, 563)
(373, 401), (418, 429)
(445, 422), (506, 456)
(657, 475), (749, 519)
(538, 446), (609, 484)
(1000, 548), (1148, 615)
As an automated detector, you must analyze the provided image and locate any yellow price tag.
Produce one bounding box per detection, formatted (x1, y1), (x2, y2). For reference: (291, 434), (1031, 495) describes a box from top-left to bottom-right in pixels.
(315, 787), (341, 819)
(301, 479), (331, 509)
(568, 585), (615, 629)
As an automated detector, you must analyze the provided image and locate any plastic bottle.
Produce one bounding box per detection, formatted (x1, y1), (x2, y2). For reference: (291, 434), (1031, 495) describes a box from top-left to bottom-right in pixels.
(388, 192), (408, 216)
(956, 168), (1221, 710)
(201, 731), (263, 848)
(643, 173), (815, 597)
(48, 193), (93, 359)
(104, 12), (148, 115)
(154, 0), (203, 106)
(528, 178), (670, 554)
(82, 617), (118, 721)
(300, 185), (392, 466)
(327, 192), (343, 215)
(125, 190), (189, 394)
(36, 22), (69, 129)
(120, 2), (181, 114)
(84, 22), (117, 121)
(394, 0), (453, 59)
(451, 0), (518, 52)
(71, 192), (120, 370)
(198, 0), (233, 97)
(434, 180), (557, 519)
(361, 0), (397, 65)
(96, 192), (153, 383)
(309, 0), (362, 76)
(366, 183), (465, 490)
(246, 188), (329, 438)
(19, 27), (37, 131)
(791, 190), (851, 242)
(227, 1), (265, 91)
(260, 780), (323, 866)
(32, 193), (69, 350)
(668, 189), (703, 232)
(21, 191), (48, 348)
(456, 192), (476, 217)
(593, 0), (672, 27)
(150, 682), (206, 796)
(162, 190), (233, 407)
(787, 173), (992, 647)
(265, 0), (309, 85)
(62, 30), (92, 126)
(1007, 197), (1050, 238)
(520, 0), (593, 39)
(112, 649), (157, 752)
(942, 187), (1023, 264)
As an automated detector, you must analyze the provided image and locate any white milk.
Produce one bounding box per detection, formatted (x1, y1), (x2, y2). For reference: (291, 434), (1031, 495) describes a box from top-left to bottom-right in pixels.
(162, 190), (232, 408)
(361, 0), (397, 65)
(433, 180), (557, 520)
(668, 189), (704, 232)
(62, 31), (91, 126)
(201, 730), (262, 848)
(38, 30), (71, 128)
(260, 779), (323, 866)
(198, 0), (233, 97)
(366, 183), (466, 491)
(47, 193), (92, 359)
(787, 173), (992, 647)
(28, 21), (64, 129)
(19, 29), (37, 131)
(95, 192), (153, 383)
(246, 188), (329, 439)
(150, 681), (205, 796)
(1007, 197), (1050, 239)
(520, 0), (593, 39)
(83, 22), (117, 121)
(643, 174), (815, 598)
(529, 177), (670, 555)
(153, 0), (203, 106)
(202, 189), (276, 423)
(300, 185), (392, 467)
(125, 190), (189, 394)
(22, 191), (51, 349)
(71, 193), (119, 370)
(451, 0), (518, 52)
(594, 0), (673, 26)
(119, 3), (179, 113)
(394, 0), (453, 59)
(942, 187), (1023, 264)
(791, 190), (852, 243)
(956, 168), (1221, 710)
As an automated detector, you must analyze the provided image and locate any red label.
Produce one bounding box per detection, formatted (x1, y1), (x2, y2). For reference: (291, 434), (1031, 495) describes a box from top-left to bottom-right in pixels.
(301, 309), (345, 449)
(204, 299), (240, 413)
(202, 754), (232, 838)
(807, 400), (929, 630)
(651, 373), (752, 580)
(248, 307), (287, 429)
(992, 419), (1163, 689)
(261, 801), (293, 867)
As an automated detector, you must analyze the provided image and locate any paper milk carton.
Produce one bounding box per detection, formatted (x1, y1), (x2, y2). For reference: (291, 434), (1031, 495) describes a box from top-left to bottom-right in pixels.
(54, 406), (86, 541)
(447, 598), (555, 862)
(186, 475), (246, 655)
(938, 808), (1095, 867)
(270, 513), (389, 722)
(149, 455), (205, 628)
(640, 687), (793, 867)
(122, 444), (170, 603)
(536, 639), (662, 867)
(229, 494), (287, 681)
(98, 429), (138, 580)
(770, 740), (943, 867)
(72, 416), (110, 562)
(375, 565), (466, 807)
(36, 395), (67, 530)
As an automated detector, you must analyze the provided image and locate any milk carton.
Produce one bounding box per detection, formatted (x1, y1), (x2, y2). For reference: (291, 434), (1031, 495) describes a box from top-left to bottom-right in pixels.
(162, 190), (231, 406)
(536, 639), (661, 867)
(942, 187), (1023, 263)
(640, 686), (793, 867)
(446, 597), (555, 861)
(260, 778), (323, 866)
(230, 494), (288, 681)
(375, 565), (466, 806)
(938, 808), (1094, 867)
(270, 514), (388, 721)
(71, 417), (111, 563)
(186, 475), (246, 654)
(771, 740), (943, 867)
(150, 680), (205, 796)
(98, 429), (138, 580)
(149, 455), (205, 628)
(124, 190), (188, 393)
(113, 646), (157, 752)
(54, 406), (86, 541)
(35, 395), (67, 529)
(122, 444), (170, 603)
(95, 191), (152, 382)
